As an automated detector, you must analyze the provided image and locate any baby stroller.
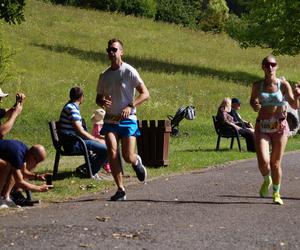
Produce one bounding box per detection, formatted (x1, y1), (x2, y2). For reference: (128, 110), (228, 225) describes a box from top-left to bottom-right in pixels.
(167, 106), (196, 136)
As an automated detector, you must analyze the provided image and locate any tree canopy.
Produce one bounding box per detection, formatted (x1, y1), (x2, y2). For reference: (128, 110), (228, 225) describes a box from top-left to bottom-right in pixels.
(0, 0), (25, 24)
(225, 0), (300, 56)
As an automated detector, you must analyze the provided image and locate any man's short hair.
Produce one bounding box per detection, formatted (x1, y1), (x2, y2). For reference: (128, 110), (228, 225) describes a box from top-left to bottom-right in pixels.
(108, 38), (123, 49)
(232, 98), (241, 104)
(69, 86), (83, 102)
(262, 55), (276, 65)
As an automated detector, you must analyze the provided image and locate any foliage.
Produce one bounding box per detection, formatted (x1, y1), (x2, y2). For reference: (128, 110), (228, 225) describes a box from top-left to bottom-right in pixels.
(82, 0), (122, 12)
(155, 0), (229, 31)
(47, 0), (229, 32)
(120, 0), (157, 18)
(0, 41), (13, 85)
(0, 0), (24, 88)
(199, 0), (229, 32)
(48, 0), (157, 18)
(0, 0), (25, 24)
(225, 0), (300, 56)
(225, 0), (251, 16)
(155, 0), (201, 28)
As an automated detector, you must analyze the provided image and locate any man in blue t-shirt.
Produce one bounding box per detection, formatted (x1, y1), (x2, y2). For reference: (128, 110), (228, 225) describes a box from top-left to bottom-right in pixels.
(0, 140), (52, 208)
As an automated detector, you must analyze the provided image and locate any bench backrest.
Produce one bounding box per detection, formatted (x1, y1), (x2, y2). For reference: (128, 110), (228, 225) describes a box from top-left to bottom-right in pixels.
(49, 121), (62, 151)
(212, 116), (220, 133)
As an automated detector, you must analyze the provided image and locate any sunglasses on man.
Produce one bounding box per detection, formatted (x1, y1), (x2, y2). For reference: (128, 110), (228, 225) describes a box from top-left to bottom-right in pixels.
(106, 47), (118, 53)
(264, 62), (277, 68)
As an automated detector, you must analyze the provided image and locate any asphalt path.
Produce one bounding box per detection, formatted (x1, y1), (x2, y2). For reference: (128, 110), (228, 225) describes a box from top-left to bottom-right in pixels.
(1, 151), (300, 250)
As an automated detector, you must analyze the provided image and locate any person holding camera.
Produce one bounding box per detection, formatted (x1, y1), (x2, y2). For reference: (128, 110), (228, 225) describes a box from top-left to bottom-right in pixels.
(0, 88), (25, 139)
(0, 140), (53, 209)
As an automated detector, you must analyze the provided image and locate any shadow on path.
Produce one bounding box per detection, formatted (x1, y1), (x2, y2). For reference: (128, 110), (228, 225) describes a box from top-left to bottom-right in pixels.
(125, 198), (271, 205)
(52, 197), (99, 204)
(222, 194), (300, 201)
(49, 195), (274, 206)
(32, 43), (258, 85)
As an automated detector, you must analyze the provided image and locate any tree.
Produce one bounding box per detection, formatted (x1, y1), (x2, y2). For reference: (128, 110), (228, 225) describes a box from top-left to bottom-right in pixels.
(225, 0), (251, 16)
(0, 0), (25, 24)
(225, 0), (300, 56)
(155, 0), (201, 28)
(0, 0), (25, 85)
(199, 0), (229, 32)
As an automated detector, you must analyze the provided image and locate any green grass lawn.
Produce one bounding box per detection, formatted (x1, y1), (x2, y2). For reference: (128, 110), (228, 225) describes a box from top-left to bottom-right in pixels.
(1, 0), (300, 201)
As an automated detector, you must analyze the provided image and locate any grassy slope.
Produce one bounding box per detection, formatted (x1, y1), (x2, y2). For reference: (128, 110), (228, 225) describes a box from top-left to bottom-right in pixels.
(1, 0), (300, 200)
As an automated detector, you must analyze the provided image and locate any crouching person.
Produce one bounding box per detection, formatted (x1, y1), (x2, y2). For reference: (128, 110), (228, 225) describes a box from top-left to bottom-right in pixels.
(0, 140), (52, 209)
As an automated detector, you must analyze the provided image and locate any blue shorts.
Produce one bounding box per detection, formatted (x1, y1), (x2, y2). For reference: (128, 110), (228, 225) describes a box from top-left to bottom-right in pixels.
(100, 119), (140, 138)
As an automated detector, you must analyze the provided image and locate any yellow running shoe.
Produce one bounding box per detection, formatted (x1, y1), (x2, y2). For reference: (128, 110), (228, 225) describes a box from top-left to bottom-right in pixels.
(259, 176), (272, 198)
(273, 192), (284, 205)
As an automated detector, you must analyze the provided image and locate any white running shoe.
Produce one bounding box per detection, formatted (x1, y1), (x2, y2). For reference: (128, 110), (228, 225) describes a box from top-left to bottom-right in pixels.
(2, 197), (21, 208)
(134, 155), (147, 182)
(0, 199), (9, 209)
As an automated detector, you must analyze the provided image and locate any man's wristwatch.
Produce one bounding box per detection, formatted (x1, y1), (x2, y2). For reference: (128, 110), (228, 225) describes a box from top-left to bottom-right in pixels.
(127, 102), (135, 108)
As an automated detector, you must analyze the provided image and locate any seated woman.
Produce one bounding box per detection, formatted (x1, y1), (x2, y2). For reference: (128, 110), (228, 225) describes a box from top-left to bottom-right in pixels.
(59, 86), (107, 179)
(216, 97), (255, 152)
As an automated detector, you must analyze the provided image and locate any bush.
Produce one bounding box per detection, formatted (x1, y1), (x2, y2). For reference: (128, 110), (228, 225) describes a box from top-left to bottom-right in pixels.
(155, 0), (201, 28)
(0, 0), (25, 24)
(199, 0), (229, 32)
(82, 0), (121, 12)
(225, 0), (251, 16)
(155, 0), (228, 32)
(120, 0), (157, 18)
(47, 0), (229, 32)
(48, 0), (156, 18)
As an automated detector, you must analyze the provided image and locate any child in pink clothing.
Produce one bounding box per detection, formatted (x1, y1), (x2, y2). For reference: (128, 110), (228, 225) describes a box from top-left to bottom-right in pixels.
(91, 108), (111, 173)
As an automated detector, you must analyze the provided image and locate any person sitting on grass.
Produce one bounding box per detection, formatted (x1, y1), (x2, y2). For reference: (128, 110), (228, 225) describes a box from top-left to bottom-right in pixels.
(59, 86), (108, 180)
(0, 140), (52, 209)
